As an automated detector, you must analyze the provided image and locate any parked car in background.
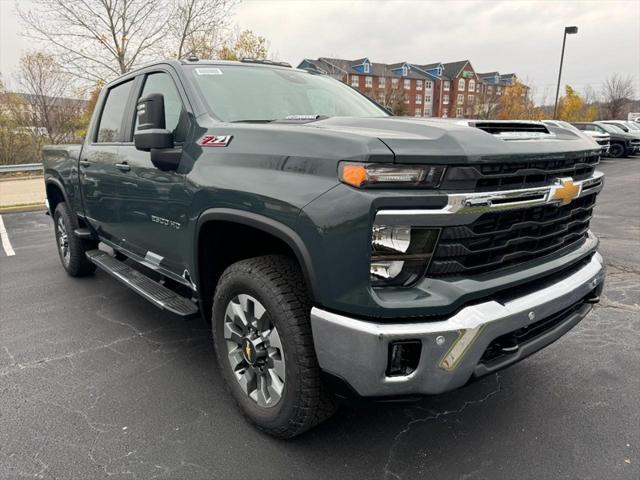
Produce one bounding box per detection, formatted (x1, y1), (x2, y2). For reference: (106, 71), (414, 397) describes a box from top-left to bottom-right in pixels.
(600, 120), (640, 137)
(572, 122), (640, 158)
(544, 120), (609, 156)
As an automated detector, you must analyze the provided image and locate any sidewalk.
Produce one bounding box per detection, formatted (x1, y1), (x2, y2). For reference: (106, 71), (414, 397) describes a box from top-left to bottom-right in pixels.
(0, 176), (46, 211)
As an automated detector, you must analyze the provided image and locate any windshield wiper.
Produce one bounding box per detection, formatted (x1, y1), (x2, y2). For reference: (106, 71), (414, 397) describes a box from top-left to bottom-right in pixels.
(231, 115), (329, 124)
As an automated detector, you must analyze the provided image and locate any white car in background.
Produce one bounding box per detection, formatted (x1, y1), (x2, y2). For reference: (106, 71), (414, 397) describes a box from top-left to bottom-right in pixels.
(543, 119), (610, 156)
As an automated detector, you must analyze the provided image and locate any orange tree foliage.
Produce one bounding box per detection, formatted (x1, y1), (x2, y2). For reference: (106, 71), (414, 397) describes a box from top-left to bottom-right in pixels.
(494, 81), (543, 120)
(557, 85), (597, 122)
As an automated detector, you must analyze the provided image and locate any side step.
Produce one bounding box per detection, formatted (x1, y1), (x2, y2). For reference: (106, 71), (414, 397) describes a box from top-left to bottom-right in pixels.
(86, 250), (199, 319)
(74, 228), (94, 240)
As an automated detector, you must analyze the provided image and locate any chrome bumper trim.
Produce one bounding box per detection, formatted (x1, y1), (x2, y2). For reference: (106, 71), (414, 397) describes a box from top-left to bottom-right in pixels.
(311, 253), (605, 397)
(376, 170), (604, 226)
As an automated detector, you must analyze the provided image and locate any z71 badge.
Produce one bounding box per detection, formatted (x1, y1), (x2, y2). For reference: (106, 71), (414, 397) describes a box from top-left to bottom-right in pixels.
(199, 135), (233, 147)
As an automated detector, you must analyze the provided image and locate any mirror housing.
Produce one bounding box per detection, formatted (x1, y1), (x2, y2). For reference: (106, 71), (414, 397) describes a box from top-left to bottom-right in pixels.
(134, 93), (173, 151)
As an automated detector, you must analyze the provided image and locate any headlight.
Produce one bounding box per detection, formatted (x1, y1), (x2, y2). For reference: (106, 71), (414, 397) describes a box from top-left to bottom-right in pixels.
(371, 225), (440, 287)
(339, 162), (446, 188)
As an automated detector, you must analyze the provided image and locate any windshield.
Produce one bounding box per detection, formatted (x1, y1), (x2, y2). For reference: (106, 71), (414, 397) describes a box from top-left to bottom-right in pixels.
(187, 65), (388, 122)
(625, 121), (640, 131)
(557, 120), (580, 132)
(599, 123), (624, 133)
(606, 122), (629, 132)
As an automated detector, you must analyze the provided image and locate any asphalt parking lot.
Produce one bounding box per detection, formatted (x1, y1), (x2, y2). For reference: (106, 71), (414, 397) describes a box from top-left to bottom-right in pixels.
(1, 157), (639, 480)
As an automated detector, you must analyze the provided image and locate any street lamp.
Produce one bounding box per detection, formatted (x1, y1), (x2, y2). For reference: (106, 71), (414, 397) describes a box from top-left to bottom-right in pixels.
(553, 26), (579, 119)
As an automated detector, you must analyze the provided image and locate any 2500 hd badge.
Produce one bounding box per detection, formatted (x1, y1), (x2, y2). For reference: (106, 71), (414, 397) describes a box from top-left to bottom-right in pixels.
(42, 58), (605, 438)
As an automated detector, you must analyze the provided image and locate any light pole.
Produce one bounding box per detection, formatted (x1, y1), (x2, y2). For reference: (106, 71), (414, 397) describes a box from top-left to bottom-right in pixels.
(553, 26), (578, 119)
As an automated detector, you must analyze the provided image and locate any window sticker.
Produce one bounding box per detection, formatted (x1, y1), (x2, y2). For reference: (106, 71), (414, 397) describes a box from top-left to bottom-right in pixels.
(195, 68), (223, 76)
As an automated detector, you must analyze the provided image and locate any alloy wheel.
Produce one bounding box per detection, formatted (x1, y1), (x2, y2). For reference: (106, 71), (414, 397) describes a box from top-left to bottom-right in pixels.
(56, 216), (70, 267)
(224, 294), (286, 407)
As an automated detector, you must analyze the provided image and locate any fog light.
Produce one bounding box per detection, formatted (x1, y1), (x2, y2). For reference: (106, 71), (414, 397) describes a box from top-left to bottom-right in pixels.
(386, 340), (422, 377)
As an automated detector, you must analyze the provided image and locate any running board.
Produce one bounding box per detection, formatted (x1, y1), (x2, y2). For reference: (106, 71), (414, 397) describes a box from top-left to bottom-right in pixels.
(86, 250), (199, 319)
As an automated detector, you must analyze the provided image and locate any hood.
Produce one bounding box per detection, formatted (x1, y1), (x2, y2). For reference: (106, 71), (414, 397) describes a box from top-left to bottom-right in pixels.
(305, 117), (600, 164)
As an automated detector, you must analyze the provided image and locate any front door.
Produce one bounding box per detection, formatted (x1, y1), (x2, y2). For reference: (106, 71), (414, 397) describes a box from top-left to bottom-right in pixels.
(116, 70), (192, 278)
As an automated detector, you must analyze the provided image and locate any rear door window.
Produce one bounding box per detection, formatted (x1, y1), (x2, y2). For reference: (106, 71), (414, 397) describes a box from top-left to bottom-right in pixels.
(96, 80), (134, 143)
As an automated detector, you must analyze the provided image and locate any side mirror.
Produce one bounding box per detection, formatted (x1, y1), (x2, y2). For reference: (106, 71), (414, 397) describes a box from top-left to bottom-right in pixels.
(134, 94), (174, 151)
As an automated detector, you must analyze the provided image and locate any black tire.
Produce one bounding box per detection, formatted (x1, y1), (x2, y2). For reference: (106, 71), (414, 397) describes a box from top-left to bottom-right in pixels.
(608, 142), (626, 158)
(212, 255), (336, 438)
(53, 202), (97, 277)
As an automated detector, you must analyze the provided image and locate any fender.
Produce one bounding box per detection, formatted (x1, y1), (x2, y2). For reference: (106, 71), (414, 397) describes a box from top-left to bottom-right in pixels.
(44, 176), (71, 213)
(194, 208), (320, 303)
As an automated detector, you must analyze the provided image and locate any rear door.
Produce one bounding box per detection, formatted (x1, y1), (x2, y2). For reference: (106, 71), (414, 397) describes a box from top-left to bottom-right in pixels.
(80, 78), (136, 244)
(116, 69), (193, 277)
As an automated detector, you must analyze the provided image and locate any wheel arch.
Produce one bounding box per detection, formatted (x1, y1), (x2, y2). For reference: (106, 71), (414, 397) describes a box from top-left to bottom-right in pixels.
(194, 208), (320, 320)
(45, 177), (70, 214)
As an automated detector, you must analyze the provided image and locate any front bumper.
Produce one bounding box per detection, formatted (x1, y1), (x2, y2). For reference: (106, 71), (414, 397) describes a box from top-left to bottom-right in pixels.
(311, 253), (605, 397)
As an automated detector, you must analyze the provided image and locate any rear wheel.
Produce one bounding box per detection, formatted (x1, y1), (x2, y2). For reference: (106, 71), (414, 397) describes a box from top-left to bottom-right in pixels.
(53, 202), (97, 277)
(212, 255), (336, 438)
(608, 142), (626, 158)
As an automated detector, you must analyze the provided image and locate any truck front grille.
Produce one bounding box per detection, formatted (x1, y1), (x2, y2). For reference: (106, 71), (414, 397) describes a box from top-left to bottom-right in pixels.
(428, 192), (597, 276)
(441, 152), (599, 192)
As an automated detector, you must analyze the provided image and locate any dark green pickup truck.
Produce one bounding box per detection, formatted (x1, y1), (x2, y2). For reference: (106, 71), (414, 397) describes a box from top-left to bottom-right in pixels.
(43, 58), (606, 438)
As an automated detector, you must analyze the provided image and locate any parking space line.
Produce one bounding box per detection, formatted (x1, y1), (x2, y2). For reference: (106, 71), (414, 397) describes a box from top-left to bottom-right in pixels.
(0, 215), (16, 256)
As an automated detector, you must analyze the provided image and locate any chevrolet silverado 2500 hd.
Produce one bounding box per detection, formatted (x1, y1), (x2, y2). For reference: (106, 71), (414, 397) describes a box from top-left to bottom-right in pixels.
(43, 59), (606, 438)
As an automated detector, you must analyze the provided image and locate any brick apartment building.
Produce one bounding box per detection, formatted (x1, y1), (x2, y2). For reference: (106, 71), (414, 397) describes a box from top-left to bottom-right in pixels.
(298, 57), (523, 119)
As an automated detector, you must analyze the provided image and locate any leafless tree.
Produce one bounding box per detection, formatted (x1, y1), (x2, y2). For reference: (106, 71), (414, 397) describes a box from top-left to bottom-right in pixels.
(14, 52), (85, 144)
(169, 0), (239, 59)
(601, 74), (636, 120)
(19, 0), (169, 83)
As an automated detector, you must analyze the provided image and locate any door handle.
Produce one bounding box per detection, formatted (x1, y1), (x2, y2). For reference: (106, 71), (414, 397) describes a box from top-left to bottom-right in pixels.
(115, 162), (131, 172)
(79, 159), (91, 168)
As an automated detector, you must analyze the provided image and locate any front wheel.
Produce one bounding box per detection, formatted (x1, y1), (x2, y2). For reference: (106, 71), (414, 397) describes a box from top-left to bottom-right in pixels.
(212, 255), (336, 438)
(608, 143), (626, 158)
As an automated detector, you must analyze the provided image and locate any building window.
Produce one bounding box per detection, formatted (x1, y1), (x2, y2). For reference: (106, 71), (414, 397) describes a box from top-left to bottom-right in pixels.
(476, 83), (481, 93)
(442, 108), (448, 117)
(404, 79), (411, 90)
(444, 81), (450, 91)
(402, 65), (408, 76)
(469, 79), (475, 92)
(416, 80), (423, 91)
(458, 79), (465, 91)
(404, 96), (410, 104)
(365, 76), (373, 88)
(457, 94), (464, 104)
(416, 94), (422, 103)
(425, 95), (432, 103)
(351, 75), (359, 87)
(379, 77), (386, 88)
(456, 107), (463, 117)
(415, 109), (422, 117)
(378, 94), (385, 103)
(425, 81), (432, 89)
(364, 63), (370, 73)
(443, 95), (449, 105)
(392, 78), (399, 88)
(438, 67), (443, 76)
(468, 94), (474, 104)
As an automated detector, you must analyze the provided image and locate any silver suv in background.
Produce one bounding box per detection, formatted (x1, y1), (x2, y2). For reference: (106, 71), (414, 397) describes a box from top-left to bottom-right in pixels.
(544, 120), (609, 156)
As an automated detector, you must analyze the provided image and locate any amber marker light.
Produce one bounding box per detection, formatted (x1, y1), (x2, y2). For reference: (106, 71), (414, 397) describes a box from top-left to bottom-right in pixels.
(341, 164), (368, 187)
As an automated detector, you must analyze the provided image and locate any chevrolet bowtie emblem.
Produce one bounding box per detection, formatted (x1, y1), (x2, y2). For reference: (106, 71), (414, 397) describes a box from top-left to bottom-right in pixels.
(550, 177), (580, 205)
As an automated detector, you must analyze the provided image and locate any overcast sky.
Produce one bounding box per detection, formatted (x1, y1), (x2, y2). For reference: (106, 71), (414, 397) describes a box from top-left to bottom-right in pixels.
(1, 0), (639, 101)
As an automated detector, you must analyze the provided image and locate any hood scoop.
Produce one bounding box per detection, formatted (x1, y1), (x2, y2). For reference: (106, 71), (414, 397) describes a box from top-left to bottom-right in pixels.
(469, 121), (553, 140)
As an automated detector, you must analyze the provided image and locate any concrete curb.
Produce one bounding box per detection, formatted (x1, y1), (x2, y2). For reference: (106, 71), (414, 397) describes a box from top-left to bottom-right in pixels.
(0, 203), (47, 214)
